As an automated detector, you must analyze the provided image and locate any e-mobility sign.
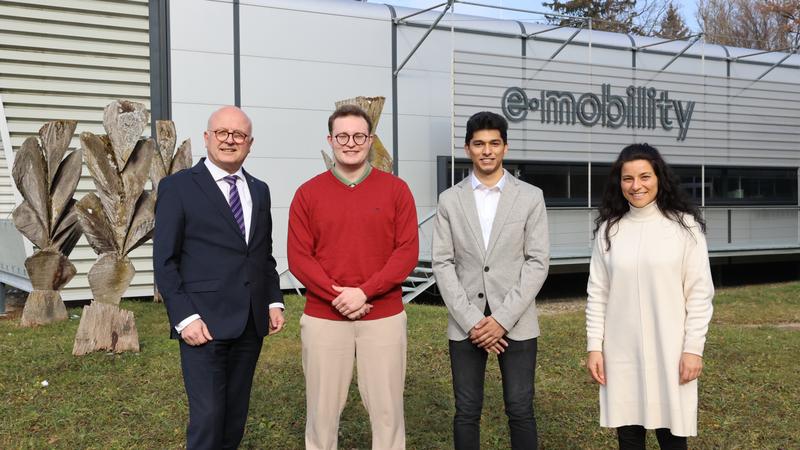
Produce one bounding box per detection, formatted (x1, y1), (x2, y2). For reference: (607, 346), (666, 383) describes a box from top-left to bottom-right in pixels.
(501, 84), (695, 141)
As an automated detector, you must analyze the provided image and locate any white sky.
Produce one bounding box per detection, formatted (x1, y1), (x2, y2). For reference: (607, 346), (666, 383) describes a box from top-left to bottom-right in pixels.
(373, 0), (701, 32)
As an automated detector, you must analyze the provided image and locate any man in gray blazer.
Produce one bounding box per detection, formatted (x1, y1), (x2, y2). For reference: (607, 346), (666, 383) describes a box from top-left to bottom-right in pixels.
(432, 111), (550, 450)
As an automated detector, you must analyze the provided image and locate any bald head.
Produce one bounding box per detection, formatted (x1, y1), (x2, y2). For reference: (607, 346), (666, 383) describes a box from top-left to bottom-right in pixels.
(207, 106), (252, 135)
(204, 105), (254, 173)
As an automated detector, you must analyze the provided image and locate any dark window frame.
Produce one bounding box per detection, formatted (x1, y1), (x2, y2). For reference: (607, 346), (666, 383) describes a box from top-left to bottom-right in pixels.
(436, 156), (799, 208)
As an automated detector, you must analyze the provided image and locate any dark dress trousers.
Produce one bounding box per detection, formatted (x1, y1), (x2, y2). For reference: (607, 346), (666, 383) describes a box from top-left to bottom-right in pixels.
(153, 159), (282, 450)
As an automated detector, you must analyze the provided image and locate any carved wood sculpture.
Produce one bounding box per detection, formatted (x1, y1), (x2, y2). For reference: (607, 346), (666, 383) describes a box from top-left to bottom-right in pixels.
(11, 120), (83, 327)
(72, 100), (154, 355)
(322, 96), (393, 172)
(149, 120), (192, 302)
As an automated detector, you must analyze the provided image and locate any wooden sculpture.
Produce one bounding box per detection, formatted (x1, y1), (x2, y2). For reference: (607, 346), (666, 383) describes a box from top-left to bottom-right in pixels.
(11, 120), (83, 327)
(72, 100), (154, 355)
(322, 96), (393, 172)
(149, 120), (192, 302)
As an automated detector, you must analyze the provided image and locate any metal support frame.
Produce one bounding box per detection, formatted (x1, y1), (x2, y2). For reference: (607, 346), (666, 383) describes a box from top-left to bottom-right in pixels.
(745, 47), (800, 82)
(525, 25), (565, 38)
(729, 46), (798, 61)
(393, 0), (454, 77)
(396, 1), (448, 22)
(753, 49), (799, 82)
(635, 32), (703, 51)
(0, 282), (6, 315)
(148, 0), (172, 136)
(233, 0), (241, 107)
(549, 28), (582, 60)
(660, 33), (703, 71)
(729, 45), (799, 97)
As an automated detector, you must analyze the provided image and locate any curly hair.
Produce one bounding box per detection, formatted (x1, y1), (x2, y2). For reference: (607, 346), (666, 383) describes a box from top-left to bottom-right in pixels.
(594, 143), (706, 250)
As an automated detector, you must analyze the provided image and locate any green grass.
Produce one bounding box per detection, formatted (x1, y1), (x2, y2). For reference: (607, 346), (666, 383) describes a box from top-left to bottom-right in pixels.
(1, 281), (799, 449)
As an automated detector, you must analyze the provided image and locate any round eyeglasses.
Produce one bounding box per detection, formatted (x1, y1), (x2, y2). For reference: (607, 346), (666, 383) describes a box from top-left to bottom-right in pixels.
(334, 133), (370, 146)
(210, 129), (249, 144)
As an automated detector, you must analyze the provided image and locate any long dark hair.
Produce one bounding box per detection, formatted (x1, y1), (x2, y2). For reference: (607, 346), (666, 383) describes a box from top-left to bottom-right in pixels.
(593, 143), (705, 250)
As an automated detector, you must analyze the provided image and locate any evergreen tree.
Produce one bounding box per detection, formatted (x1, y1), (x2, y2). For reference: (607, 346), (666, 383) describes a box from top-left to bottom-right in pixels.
(657, 2), (690, 39)
(542, 0), (641, 33)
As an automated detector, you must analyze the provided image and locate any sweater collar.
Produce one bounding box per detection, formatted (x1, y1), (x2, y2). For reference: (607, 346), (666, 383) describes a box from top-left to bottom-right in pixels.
(627, 200), (660, 221)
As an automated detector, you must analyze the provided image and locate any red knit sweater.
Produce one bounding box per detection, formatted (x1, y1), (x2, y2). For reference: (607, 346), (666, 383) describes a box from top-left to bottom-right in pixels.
(288, 169), (419, 320)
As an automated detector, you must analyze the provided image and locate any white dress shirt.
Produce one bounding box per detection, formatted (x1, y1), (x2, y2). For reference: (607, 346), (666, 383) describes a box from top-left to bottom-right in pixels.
(175, 159), (284, 333)
(470, 170), (507, 250)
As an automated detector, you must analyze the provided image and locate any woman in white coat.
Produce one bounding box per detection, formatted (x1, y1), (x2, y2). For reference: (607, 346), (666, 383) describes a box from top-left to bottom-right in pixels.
(585, 144), (714, 450)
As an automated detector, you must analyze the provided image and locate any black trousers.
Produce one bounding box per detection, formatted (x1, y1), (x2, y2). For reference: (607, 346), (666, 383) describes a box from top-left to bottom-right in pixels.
(617, 425), (688, 450)
(179, 312), (263, 450)
(449, 337), (538, 450)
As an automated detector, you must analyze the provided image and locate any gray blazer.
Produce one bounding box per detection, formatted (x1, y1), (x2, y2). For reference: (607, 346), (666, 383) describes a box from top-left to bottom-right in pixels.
(432, 174), (550, 341)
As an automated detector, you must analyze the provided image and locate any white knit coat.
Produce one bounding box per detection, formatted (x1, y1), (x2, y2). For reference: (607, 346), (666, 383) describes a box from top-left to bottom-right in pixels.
(586, 201), (714, 436)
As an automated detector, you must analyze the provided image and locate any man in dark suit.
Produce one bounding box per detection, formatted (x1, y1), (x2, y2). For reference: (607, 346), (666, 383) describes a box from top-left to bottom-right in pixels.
(153, 106), (285, 450)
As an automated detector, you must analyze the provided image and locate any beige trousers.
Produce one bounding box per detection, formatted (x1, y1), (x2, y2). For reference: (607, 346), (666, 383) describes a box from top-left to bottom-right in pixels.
(300, 311), (407, 450)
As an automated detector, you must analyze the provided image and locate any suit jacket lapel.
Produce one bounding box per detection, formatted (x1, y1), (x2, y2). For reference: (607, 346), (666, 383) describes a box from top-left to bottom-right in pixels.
(191, 159), (246, 244)
(456, 178), (486, 259)
(485, 176), (519, 258)
(243, 168), (260, 246)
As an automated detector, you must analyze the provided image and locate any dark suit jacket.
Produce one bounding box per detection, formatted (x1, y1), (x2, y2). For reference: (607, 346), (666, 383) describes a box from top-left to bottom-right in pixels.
(153, 158), (283, 339)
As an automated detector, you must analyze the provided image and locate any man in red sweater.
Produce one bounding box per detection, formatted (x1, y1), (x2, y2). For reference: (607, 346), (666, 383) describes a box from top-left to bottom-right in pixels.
(288, 104), (419, 450)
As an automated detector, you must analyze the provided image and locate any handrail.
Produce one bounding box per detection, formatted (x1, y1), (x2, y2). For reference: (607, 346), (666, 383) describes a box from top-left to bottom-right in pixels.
(418, 208), (437, 227)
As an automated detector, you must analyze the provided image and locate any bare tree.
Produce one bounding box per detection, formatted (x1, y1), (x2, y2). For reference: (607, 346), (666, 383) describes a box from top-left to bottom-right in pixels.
(760, 0), (800, 48)
(699, 0), (797, 50)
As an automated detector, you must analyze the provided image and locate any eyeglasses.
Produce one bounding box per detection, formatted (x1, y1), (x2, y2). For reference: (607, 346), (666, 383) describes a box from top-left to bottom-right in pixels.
(333, 133), (370, 146)
(210, 129), (250, 144)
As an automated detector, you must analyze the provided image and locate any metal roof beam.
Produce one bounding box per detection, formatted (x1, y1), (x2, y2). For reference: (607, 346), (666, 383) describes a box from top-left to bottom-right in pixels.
(393, 0), (454, 77)
(751, 46), (799, 82)
(634, 33), (703, 51)
(455, 0), (570, 19)
(729, 45), (798, 61)
(396, 1), (449, 23)
(549, 27), (582, 61)
(659, 33), (703, 71)
(524, 25), (567, 39)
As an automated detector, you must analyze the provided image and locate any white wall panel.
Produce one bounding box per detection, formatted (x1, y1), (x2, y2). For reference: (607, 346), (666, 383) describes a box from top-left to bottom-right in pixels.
(171, 51), (235, 105)
(170, 0), (233, 54)
(239, 3), (389, 66)
(0, 0), (151, 299)
(240, 56), (392, 111)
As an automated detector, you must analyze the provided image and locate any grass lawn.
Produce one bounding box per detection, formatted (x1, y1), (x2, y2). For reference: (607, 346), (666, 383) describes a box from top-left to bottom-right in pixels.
(1, 281), (798, 449)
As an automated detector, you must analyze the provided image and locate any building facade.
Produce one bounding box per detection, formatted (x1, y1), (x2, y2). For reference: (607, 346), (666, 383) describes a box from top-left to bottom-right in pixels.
(1, 0), (798, 299)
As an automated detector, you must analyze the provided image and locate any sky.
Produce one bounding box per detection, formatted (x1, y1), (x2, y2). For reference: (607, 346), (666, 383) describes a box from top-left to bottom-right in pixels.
(372, 0), (701, 32)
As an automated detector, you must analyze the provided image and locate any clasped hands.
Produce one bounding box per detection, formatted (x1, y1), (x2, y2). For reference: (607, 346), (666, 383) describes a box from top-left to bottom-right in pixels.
(470, 316), (508, 354)
(332, 285), (372, 320)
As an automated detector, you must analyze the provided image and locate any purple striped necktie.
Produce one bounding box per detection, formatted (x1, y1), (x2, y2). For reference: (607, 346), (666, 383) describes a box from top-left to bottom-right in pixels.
(223, 175), (246, 238)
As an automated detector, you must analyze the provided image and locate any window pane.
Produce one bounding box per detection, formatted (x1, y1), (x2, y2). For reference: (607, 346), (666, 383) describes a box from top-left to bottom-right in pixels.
(673, 166), (702, 204)
(705, 167), (798, 205)
(590, 164), (611, 207)
(438, 158), (590, 206)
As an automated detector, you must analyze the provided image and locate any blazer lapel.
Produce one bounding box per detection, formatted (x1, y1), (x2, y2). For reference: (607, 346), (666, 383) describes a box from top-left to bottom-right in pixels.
(485, 175), (519, 258)
(456, 178), (486, 259)
(191, 159), (246, 243)
(243, 169), (260, 245)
